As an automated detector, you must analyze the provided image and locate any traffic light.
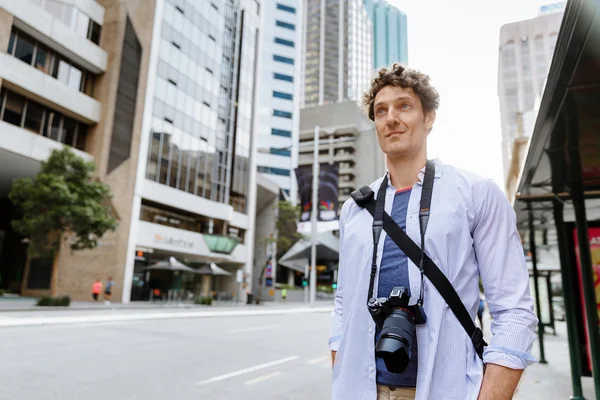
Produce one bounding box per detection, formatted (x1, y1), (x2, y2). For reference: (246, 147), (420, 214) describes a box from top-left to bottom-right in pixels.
(332, 282), (338, 290)
(302, 276), (308, 287)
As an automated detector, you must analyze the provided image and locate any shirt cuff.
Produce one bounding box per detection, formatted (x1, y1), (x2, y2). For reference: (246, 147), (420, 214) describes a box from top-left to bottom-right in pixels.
(483, 345), (537, 370)
(329, 335), (342, 351)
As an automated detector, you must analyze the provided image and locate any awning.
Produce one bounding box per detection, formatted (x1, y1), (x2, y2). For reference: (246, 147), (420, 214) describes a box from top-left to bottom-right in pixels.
(279, 231), (339, 272)
(195, 263), (232, 276)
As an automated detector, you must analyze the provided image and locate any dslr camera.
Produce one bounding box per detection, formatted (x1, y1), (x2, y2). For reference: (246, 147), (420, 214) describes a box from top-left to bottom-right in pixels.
(368, 286), (427, 373)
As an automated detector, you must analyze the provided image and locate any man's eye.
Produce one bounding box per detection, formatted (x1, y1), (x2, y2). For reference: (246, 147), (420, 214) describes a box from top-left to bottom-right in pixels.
(376, 108), (386, 115)
(401, 103), (410, 109)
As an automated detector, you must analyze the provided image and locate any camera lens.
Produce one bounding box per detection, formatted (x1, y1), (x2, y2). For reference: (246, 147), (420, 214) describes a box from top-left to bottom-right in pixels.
(375, 308), (415, 373)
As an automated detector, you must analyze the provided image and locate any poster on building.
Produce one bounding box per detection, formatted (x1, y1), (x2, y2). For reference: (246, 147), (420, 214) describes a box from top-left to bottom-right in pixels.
(572, 227), (600, 375)
(295, 164), (340, 234)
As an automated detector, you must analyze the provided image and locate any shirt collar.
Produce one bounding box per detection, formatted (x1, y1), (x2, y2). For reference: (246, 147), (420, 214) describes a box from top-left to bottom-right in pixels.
(384, 158), (445, 189)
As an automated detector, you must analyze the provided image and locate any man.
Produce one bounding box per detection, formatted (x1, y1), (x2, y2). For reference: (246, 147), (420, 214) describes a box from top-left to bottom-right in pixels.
(104, 276), (115, 305)
(329, 64), (538, 400)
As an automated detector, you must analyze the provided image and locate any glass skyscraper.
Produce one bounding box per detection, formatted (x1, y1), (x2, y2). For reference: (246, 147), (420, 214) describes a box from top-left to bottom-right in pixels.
(302, 0), (372, 107)
(363, 0), (408, 69)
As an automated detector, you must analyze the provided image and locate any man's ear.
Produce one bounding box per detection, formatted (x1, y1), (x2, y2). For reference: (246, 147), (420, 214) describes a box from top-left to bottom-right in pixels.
(425, 110), (436, 134)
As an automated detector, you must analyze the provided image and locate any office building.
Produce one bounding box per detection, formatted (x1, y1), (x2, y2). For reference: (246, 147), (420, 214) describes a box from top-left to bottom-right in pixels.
(498, 4), (565, 191)
(302, 0), (373, 107)
(0, 0), (262, 303)
(255, 1), (302, 201)
(363, 0), (408, 68)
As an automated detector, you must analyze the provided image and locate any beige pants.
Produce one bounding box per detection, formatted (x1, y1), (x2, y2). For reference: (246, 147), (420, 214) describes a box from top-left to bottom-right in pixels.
(376, 385), (416, 400)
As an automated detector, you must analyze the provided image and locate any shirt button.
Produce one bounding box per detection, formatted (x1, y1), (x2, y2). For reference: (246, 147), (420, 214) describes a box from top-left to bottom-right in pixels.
(369, 327), (374, 334)
(369, 366), (375, 372)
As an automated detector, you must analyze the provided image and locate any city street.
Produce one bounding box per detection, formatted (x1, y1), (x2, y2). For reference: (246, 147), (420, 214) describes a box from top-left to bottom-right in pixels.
(0, 310), (332, 400)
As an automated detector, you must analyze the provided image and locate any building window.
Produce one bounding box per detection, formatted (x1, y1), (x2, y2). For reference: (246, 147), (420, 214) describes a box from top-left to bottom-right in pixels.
(273, 91), (293, 100)
(276, 3), (296, 13)
(270, 148), (291, 157)
(276, 20), (295, 30)
(273, 109), (293, 119)
(273, 73), (293, 82)
(274, 37), (295, 48)
(0, 88), (88, 150)
(258, 166), (291, 176)
(272, 128), (292, 137)
(8, 28), (95, 96)
(273, 54), (294, 65)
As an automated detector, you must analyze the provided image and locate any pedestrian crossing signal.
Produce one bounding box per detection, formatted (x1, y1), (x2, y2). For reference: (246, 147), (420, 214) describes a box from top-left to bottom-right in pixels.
(302, 276), (308, 287)
(332, 282), (337, 289)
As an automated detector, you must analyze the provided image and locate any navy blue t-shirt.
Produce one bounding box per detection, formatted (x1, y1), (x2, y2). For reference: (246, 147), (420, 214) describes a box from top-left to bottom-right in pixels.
(375, 188), (418, 388)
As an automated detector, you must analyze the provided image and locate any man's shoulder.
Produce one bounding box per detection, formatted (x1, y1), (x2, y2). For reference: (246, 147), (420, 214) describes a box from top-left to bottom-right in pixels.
(339, 176), (385, 220)
(441, 163), (493, 188)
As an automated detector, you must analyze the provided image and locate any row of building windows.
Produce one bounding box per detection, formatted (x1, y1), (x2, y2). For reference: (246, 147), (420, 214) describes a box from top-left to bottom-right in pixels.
(273, 54), (294, 65)
(257, 166), (291, 176)
(0, 88), (88, 151)
(7, 29), (95, 96)
(28, 0), (101, 45)
(274, 37), (295, 48)
(277, 3), (296, 13)
(274, 72), (293, 82)
(273, 91), (293, 100)
(272, 128), (292, 137)
(276, 20), (295, 30)
(273, 109), (293, 119)
(270, 148), (291, 157)
(140, 201), (245, 243)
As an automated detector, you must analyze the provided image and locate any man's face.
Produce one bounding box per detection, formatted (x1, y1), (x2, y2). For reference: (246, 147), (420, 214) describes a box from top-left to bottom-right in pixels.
(373, 85), (435, 159)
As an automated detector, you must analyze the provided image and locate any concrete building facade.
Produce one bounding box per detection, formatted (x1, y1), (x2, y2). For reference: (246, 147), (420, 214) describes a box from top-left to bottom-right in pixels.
(302, 0), (372, 107)
(0, 0), (263, 303)
(298, 101), (385, 205)
(255, 1), (303, 201)
(498, 6), (564, 187)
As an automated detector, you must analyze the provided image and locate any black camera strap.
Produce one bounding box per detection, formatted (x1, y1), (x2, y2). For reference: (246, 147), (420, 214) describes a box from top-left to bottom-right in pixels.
(351, 161), (487, 359)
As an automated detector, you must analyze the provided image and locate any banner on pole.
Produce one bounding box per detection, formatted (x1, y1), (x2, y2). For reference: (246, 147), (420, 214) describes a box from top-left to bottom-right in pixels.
(295, 163), (340, 233)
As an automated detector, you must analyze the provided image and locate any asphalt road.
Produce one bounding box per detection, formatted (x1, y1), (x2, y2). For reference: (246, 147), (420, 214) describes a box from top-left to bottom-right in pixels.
(0, 311), (332, 400)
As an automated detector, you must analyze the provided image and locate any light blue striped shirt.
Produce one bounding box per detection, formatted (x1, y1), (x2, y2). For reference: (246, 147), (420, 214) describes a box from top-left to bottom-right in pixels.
(330, 158), (538, 400)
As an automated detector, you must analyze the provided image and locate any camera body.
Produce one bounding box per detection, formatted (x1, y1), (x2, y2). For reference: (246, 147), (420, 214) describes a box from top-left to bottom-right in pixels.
(367, 286), (427, 373)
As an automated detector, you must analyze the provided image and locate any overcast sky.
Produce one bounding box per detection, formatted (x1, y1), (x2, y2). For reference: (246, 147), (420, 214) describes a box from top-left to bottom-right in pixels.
(387, 0), (558, 188)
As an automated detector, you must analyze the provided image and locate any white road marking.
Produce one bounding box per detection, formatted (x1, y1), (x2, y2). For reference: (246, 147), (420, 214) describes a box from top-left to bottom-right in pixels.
(229, 325), (280, 334)
(0, 307), (333, 328)
(244, 371), (282, 385)
(307, 356), (329, 365)
(196, 356), (299, 386)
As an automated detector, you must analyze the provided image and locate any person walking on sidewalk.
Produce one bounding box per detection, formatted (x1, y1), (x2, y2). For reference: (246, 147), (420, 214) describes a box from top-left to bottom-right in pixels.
(104, 276), (115, 305)
(92, 279), (102, 302)
(329, 63), (538, 400)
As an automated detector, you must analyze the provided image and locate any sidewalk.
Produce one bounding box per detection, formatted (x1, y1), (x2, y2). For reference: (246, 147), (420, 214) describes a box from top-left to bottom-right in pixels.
(0, 295), (329, 312)
(513, 321), (596, 399)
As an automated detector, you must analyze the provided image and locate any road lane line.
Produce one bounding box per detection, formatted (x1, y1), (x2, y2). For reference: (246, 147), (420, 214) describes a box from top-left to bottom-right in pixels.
(196, 356), (299, 386)
(229, 325), (280, 334)
(307, 356), (329, 365)
(244, 371), (282, 385)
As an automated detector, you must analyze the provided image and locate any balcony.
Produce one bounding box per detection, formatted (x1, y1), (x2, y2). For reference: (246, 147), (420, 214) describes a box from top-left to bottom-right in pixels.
(0, 52), (100, 123)
(0, 0), (108, 73)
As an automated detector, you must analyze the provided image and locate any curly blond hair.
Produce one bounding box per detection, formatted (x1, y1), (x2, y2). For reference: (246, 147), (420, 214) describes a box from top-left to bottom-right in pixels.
(363, 63), (440, 121)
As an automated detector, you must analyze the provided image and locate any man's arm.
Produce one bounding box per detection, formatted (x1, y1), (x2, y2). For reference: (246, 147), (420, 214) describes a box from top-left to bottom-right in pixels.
(478, 364), (522, 400)
(329, 202), (350, 368)
(472, 180), (538, 396)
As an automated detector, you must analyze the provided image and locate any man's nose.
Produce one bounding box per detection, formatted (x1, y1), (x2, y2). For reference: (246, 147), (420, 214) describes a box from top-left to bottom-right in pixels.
(386, 107), (401, 126)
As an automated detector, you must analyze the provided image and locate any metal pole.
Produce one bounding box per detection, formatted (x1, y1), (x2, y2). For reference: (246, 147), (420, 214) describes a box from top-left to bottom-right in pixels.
(304, 263), (309, 304)
(528, 205), (547, 364)
(567, 94), (600, 400)
(310, 126), (319, 307)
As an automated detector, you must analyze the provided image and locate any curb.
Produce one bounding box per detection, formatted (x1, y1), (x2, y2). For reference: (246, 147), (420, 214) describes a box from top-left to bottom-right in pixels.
(0, 306), (334, 328)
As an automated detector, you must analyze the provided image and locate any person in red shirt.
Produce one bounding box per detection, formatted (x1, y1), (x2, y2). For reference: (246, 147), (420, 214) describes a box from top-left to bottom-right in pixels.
(92, 279), (103, 301)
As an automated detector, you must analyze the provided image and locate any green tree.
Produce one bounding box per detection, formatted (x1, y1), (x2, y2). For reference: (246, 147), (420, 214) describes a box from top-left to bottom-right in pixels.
(276, 200), (304, 259)
(9, 148), (117, 258)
